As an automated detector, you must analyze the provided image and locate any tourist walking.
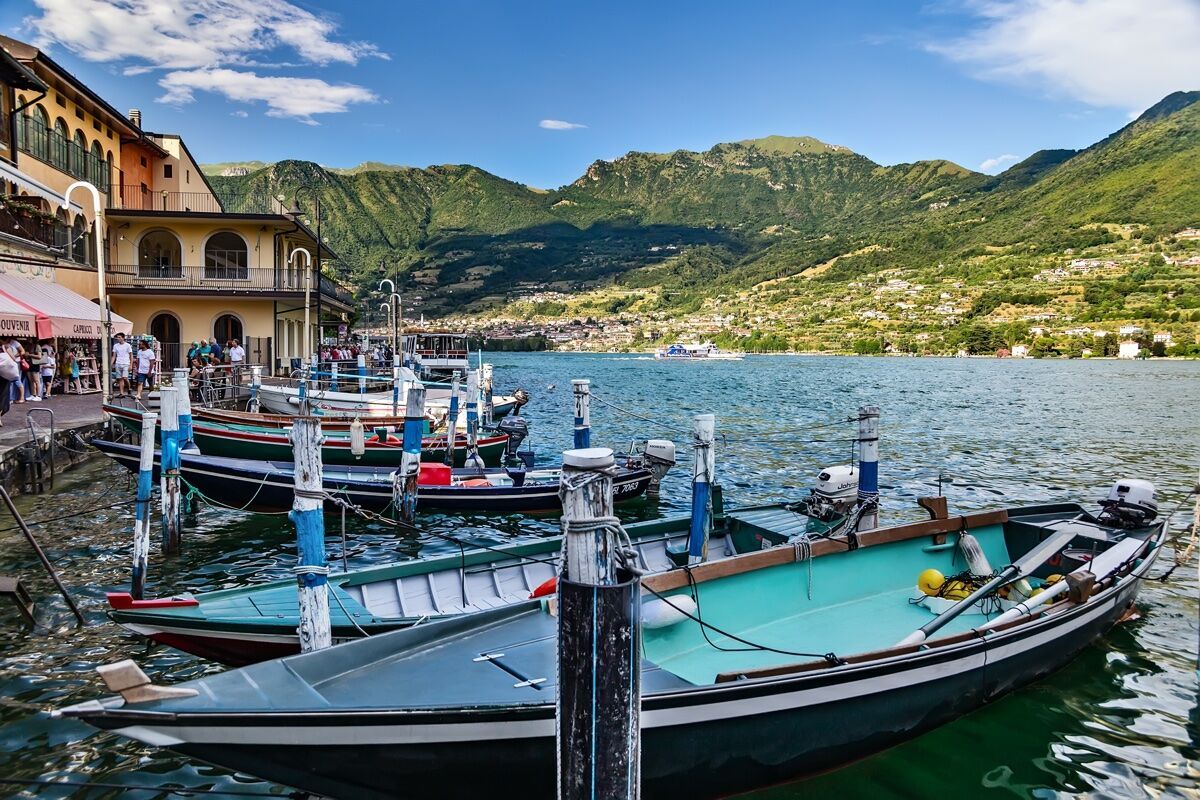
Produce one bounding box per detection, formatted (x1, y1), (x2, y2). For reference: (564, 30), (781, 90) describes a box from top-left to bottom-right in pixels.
(39, 341), (55, 398)
(134, 339), (156, 401)
(0, 346), (18, 427)
(112, 332), (132, 397)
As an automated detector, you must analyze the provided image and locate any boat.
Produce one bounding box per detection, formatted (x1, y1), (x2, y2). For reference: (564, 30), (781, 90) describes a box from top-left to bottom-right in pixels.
(60, 482), (1165, 799)
(255, 381), (523, 419)
(654, 342), (744, 360)
(403, 331), (472, 380)
(193, 406), (425, 431)
(103, 404), (511, 468)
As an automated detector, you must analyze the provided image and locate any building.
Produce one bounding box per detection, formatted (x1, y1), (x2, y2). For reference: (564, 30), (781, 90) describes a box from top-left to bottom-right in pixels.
(1011, 344), (1029, 358)
(1153, 332), (1173, 345)
(1118, 340), (1140, 359)
(0, 34), (351, 374)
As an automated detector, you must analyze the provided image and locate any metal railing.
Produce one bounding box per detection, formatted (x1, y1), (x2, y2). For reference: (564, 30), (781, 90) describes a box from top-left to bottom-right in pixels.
(108, 264), (353, 302)
(109, 184), (292, 215)
(15, 116), (110, 192)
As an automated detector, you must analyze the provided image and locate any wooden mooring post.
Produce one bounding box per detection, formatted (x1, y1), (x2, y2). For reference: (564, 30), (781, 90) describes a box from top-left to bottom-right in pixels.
(289, 417), (331, 652)
(395, 384), (426, 523)
(443, 371), (461, 467)
(391, 355), (402, 417)
(464, 369), (484, 469)
(557, 446), (641, 799)
(132, 410), (158, 598)
(171, 368), (195, 452)
(248, 365), (262, 413)
(571, 379), (591, 449)
(357, 353), (367, 396)
(688, 414), (716, 565)
(857, 405), (880, 531)
(481, 363), (495, 426)
(158, 386), (182, 554)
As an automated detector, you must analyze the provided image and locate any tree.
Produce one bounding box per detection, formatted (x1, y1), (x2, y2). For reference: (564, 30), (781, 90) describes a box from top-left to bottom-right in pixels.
(852, 337), (883, 355)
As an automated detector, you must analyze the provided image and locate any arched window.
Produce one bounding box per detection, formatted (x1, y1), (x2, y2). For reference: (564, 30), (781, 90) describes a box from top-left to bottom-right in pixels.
(204, 232), (248, 280)
(52, 118), (68, 169)
(213, 314), (243, 345)
(53, 209), (70, 255)
(150, 313), (182, 370)
(31, 105), (49, 160)
(106, 151), (115, 199)
(138, 230), (182, 277)
(90, 141), (105, 189)
(70, 215), (90, 265)
(70, 130), (87, 177)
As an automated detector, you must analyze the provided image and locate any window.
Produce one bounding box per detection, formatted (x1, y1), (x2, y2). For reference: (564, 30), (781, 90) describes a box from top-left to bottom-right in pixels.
(139, 156), (146, 167)
(53, 209), (70, 254)
(204, 232), (248, 279)
(164, 164), (173, 178)
(74, 106), (83, 120)
(138, 230), (183, 277)
(70, 130), (86, 177)
(186, 170), (190, 185)
(92, 119), (100, 132)
(70, 215), (90, 265)
(51, 118), (68, 169)
(54, 94), (65, 107)
(90, 141), (105, 189)
(213, 314), (243, 344)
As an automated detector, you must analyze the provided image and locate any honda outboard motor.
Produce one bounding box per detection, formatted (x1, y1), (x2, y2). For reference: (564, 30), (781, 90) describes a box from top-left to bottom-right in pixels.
(640, 439), (677, 499)
(805, 464), (859, 522)
(1098, 478), (1158, 528)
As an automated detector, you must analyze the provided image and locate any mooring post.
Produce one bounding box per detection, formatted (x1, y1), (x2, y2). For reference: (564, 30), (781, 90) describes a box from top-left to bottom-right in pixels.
(249, 365), (262, 413)
(158, 387), (182, 554)
(357, 353), (367, 396)
(557, 446), (641, 800)
(443, 370), (461, 467)
(391, 354), (402, 417)
(132, 410), (158, 599)
(572, 379), (591, 449)
(857, 405), (880, 532)
(395, 384), (427, 523)
(688, 414), (716, 565)
(290, 416), (331, 652)
(330, 361), (339, 392)
(171, 368), (195, 451)
(297, 356), (309, 414)
(481, 363), (495, 426)
(464, 369), (484, 469)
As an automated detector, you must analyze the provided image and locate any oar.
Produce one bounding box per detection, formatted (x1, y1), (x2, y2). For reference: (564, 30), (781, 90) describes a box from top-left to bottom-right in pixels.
(975, 534), (1146, 632)
(895, 529), (1076, 647)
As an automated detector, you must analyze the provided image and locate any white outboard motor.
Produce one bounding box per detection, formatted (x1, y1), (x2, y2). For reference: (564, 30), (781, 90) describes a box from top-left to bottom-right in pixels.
(1098, 478), (1158, 527)
(640, 439), (677, 499)
(806, 464), (859, 521)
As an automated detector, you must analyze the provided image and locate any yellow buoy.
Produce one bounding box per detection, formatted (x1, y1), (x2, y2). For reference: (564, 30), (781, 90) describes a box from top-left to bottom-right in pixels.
(918, 568), (945, 596)
(941, 579), (973, 600)
(1045, 574), (1063, 585)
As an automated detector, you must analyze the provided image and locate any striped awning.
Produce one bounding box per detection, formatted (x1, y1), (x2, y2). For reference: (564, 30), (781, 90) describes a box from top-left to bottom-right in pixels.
(0, 272), (131, 339)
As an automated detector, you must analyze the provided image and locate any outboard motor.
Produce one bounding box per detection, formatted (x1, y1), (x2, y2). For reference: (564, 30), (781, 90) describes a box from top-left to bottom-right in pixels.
(1098, 478), (1158, 528)
(639, 439), (676, 499)
(496, 415), (535, 469)
(511, 388), (531, 415)
(805, 464), (859, 522)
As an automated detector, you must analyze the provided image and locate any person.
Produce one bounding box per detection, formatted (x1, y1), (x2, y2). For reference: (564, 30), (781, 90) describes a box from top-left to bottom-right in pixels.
(22, 341), (41, 401)
(5, 339), (26, 404)
(134, 338), (156, 401)
(228, 338), (246, 390)
(112, 332), (133, 397)
(66, 348), (81, 394)
(186, 340), (199, 364)
(209, 338), (224, 364)
(39, 341), (55, 398)
(0, 346), (17, 427)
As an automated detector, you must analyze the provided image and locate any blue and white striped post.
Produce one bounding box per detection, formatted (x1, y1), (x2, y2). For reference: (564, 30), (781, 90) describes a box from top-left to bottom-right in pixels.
(464, 369), (484, 469)
(572, 379), (591, 449)
(171, 368), (195, 452)
(132, 410), (158, 598)
(290, 416), (331, 652)
(248, 365), (262, 413)
(396, 384), (426, 523)
(357, 353), (367, 396)
(856, 405), (880, 532)
(159, 387), (182, 554)
(330, 360), (340, 392)
(443, 370), (461, 467)
(688, 414), (716, 564)
(391, 355), (402, 417)
(481, 363), (495, 426)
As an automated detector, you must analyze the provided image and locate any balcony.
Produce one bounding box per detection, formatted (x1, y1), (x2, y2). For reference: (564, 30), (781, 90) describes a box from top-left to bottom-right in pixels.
(107, 264), (354, 306)
(15, 116), (110, 192)
(109, 184), (290, 215)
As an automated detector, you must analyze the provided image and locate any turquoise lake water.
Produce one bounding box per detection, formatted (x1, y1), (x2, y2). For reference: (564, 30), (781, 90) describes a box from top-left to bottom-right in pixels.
(0, 353), (1197, 798)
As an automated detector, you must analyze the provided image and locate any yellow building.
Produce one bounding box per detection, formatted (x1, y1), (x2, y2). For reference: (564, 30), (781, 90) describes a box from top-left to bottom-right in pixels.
(0, 34), (350, 374)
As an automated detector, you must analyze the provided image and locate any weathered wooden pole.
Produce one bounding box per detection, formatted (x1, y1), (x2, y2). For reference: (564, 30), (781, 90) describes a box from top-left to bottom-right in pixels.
(557, 446), (641, 800)
(289, 416), (331, 652)
(856, 405), (880, 531)
(357, 353), (367, 396)
(443, 370), (461, 467)
(464, 369), (485, 469)
(158, 387), (182, 554)
(171, 368), (195, 451)
(248, 365), (262, 413)
(572, 379), (591, 449)
(391, 354), (402, 417)
(394, 384), (427, 523)
(481, 362), (495, 426)
(297, 356), (310, 414)
(687, 414), (716, 565)
(132, 410), (158, 598)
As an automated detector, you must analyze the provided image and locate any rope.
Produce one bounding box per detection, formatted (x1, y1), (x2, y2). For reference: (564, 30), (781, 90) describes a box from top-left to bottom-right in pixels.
(179, 472), (292, 515)
(1154, 483), (1200, 582)
(793, 536), (813, 600)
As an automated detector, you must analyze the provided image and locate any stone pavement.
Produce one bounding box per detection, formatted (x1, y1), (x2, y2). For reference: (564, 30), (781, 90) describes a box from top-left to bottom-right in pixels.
(0, 391), (105, 451)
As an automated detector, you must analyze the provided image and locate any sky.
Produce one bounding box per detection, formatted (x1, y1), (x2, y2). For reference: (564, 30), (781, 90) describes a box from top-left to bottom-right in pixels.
(2, 0), (1197, 188)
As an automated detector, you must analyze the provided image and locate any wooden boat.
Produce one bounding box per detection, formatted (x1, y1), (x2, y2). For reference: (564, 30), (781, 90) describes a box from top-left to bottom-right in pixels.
(62, 491), (1164, 799)
(255, 381), (521, 418)
(193, 406), (424, 431)
(104, 404), (510, 468)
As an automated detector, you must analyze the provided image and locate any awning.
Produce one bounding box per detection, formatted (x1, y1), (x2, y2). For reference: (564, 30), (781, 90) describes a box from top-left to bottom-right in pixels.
(0, 292), (37, 338)
(0, 273), (131, 339)
(0, 160), (85, 214)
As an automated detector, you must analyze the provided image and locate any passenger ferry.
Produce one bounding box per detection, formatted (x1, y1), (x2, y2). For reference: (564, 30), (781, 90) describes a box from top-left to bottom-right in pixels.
(654, 341), (744, 360)
(403, 332), (472, 379)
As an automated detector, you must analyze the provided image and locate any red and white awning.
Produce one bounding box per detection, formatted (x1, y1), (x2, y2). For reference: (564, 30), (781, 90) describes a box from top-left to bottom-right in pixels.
(0, 272), (132, 339)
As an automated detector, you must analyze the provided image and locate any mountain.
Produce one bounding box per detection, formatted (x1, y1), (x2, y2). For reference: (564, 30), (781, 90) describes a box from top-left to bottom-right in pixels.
(206, 91), (1200, 352)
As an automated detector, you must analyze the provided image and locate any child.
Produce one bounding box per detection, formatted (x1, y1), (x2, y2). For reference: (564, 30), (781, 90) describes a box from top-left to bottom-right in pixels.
(39, 341), (55, 398)
(66, 348), (81, 394)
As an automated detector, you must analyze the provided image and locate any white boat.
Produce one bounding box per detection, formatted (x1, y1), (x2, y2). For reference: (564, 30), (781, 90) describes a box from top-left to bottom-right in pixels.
(256, 380), (522, 418)
(654, 342), (744, 360)
(403, 332), (472, 379)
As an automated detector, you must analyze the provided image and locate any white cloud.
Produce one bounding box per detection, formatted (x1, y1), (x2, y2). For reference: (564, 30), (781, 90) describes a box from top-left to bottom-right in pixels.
(24, 0), (384, 121)
(929, 0), (1200, 112)
(539, 119), (587, 130)
(159, 69), (377, 125)
(979, 153), (1020, 172)
(230, 110), (249, 118)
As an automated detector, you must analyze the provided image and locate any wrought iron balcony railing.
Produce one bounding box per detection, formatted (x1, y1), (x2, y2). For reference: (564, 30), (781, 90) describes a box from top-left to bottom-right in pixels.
(109, 184), (291, 215)
(15, 115), (111, 192)
(107, 264), (353, 304)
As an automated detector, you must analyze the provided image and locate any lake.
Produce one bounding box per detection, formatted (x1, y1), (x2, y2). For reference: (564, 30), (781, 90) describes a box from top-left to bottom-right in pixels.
(0, 353), (1196, 798)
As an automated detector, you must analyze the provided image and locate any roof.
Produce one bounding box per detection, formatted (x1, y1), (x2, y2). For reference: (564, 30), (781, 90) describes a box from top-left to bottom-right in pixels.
(0, 44), (45, 91)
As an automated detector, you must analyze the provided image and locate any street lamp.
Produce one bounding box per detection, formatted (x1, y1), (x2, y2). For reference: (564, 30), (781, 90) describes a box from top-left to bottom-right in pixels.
(288, 187), (322, 349)
(61, 180), (111, 401)
(379, 301), (393, 360)
(290, 247), (313, 357)
(379, 279), (401, 359)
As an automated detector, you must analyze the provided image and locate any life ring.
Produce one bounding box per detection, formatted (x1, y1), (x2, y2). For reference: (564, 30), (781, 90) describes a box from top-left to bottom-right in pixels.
(371, 433), (401, 444)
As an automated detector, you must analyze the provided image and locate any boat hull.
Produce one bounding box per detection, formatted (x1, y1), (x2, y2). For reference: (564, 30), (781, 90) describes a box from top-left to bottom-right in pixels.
(84, 566), (1151, 800)
(256, 383), (518, 418)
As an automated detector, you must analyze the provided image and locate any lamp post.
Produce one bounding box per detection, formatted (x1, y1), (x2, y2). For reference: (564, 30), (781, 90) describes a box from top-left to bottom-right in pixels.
(61, 181), (111, 401)
(379, 279), (401, 360)
(290, 247), (313, 358)
(289, 188), (322, 350)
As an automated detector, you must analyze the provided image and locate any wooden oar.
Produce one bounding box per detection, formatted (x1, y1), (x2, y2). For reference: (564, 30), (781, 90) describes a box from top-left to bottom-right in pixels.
(975, 534), (1146, 631)
(895, 529), (1076, 647)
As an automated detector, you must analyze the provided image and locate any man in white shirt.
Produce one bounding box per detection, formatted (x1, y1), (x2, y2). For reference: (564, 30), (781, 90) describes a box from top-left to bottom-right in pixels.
(112, 332), (133, 397)
(134, 338), (156, 401)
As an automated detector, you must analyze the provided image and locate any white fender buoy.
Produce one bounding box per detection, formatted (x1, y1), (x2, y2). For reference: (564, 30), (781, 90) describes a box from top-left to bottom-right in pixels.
(959, 532), (994, 576)
(642, 595), (698, 629)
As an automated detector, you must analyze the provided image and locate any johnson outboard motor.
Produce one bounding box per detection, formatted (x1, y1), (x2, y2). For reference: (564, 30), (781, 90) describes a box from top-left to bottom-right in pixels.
(496, 416), (534, 468)
(1098, 478), (1158, 528)
(804, 464), (860, 522)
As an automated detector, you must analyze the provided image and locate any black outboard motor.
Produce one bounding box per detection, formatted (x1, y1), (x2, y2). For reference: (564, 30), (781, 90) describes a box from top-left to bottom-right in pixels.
(497, 416), (534, 468)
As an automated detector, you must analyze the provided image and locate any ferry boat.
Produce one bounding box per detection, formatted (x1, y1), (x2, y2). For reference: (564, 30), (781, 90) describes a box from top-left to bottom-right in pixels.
(654, 342), (743, 361)
(404, 332), (472, 379)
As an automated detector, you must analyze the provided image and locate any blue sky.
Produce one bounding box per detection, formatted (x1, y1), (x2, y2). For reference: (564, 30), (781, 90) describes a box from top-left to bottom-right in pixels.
(3, 0), (1197, 188)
